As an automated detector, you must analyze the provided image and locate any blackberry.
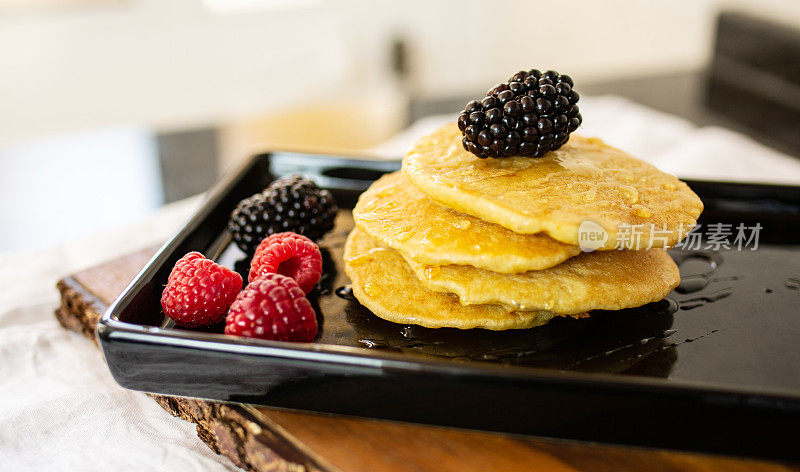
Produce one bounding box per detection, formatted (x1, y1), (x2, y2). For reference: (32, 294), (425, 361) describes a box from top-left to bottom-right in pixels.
(457, 69), (581, 158)
(228, 175), (337, 254)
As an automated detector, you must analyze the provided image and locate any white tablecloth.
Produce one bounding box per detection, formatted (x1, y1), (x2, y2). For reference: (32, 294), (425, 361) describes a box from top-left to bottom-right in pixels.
(3, 96), (800, 470)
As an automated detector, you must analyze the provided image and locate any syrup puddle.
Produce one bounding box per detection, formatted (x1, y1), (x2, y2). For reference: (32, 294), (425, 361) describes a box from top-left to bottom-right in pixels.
(676, 276), (708, 294)
(573, 328), (720, 368)
(676, 275), (741, 294)
(673, 251), (739, 306)
(357, 337), (435, 351)
(649, 298), (679, 316)
(668, 330), (718, 347)
(679, 288), (733, 311)
(401, 325), (420, 339)
(572, 328), (679, 367)
(673, 252), (727, 295)
(335, 285), (356, 300)
(675, 252), (720, 276)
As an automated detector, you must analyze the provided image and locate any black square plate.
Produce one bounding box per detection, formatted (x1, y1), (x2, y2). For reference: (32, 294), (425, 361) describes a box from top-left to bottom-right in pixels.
(97, 151), (800, 461)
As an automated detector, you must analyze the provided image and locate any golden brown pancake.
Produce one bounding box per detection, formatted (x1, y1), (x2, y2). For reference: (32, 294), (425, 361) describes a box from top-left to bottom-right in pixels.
(353, 171), (581, 273)
(343, 229), (578, 330)
(403, 123), (703, 249)
(403, 248), (680, 314)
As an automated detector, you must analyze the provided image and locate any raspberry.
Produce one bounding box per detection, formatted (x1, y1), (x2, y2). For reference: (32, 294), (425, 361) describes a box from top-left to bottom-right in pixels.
(249, 232), (322, 294)
(161, 252), (243, 327)
(228, 175), (337, 254)
(224, 273), (318, 342)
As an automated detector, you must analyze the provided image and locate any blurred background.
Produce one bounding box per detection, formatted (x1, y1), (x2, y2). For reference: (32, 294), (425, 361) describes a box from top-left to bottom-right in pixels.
(2, 0), (800, 253)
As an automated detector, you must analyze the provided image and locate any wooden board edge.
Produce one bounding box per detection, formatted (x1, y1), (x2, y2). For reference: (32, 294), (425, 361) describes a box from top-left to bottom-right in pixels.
(55, 275), (339, 472)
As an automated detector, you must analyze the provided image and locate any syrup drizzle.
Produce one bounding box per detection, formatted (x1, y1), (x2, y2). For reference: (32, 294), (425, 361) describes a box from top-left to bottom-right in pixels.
(335, 285), (356, 300)
(572, 328), (680, 367)
(676, 276), (708, 294)
(679, 288), (733, 311)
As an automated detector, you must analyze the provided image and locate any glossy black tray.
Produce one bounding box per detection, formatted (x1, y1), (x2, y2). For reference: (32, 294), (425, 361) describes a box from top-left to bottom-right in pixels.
(98, 151), (800, 461)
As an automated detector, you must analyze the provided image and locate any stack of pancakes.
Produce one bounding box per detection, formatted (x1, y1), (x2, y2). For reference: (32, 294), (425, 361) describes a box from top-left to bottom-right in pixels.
(345, 123), (703, 330)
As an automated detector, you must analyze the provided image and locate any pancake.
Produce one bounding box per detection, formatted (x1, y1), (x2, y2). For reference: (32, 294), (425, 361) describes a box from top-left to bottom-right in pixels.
(402, 123), (703, 249)
(343, 228), (576, 330)
(353, 171), (581, 273)
(403, 248), (679, 314)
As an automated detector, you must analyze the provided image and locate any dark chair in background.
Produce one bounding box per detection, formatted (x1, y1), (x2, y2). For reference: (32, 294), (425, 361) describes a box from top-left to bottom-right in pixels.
(706, 12), (800, 156)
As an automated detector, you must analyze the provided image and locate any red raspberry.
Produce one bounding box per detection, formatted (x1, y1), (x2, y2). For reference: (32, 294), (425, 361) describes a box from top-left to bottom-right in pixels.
(249, 232), (322, 294)
(161, 252), (243, 327)
(225, 273), (317, 342)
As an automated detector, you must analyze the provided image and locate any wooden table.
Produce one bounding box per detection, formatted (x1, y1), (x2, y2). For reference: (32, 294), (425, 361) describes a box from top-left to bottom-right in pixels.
(56, 248), (799, 472)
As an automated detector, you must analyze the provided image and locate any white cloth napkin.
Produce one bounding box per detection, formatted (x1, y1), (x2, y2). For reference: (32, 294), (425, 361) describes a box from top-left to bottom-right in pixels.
(0, 196), (237, 471)
(2, 95), (800, 471)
